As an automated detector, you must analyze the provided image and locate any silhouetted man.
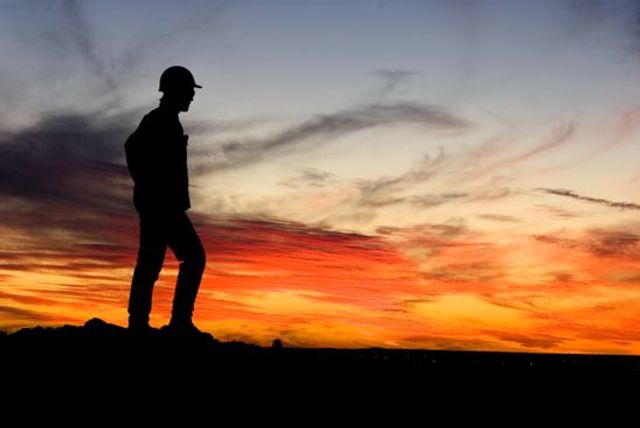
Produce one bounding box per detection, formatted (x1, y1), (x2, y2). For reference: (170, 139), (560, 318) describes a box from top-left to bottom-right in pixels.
(124, 66), (206, 334)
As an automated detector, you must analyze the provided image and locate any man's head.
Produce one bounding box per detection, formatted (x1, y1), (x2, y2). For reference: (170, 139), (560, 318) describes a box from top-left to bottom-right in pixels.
(159, 66), (202, 112)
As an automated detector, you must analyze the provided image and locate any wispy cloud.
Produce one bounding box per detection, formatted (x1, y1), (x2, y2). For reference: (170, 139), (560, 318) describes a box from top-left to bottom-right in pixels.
(355, 151), (448, 208)
(350, 151), (516, 214)
(59, 0), (115, 89)
(331, 123), (572, 224)
(0, 111), (137, 248)
(3, 0), (116, 91)
(215, 102), (471, 169)
(612, 106), (640, 144)
(469, 123), (576, 181)
(534, 226), (640, 260)
(539, 188), (640, 210)
(0, 305), (58, 323)
(279, 168), (333, 189)
(372, 69), (419, 98)
(529, 107), (640, 178)
(2, 0), (228, 109)
(477, 214), (521, 223)
(535, 204), (582, 218)
(587, 229), (640, 257)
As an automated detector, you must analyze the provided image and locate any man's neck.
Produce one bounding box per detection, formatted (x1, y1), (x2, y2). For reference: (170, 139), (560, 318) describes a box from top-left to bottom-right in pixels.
(159, 100), (180, 116)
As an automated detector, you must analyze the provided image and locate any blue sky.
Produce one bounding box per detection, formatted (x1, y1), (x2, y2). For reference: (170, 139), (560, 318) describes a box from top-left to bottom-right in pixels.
(2, 0), (639, 121)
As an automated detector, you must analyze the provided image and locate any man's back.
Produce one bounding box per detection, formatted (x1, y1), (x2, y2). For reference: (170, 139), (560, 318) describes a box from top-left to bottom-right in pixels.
(124, 106), (190, 213)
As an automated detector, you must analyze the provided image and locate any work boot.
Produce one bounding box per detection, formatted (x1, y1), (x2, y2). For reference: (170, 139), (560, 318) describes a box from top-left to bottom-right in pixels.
(128, 315), (152, 335)
(164, 318), (211, 339)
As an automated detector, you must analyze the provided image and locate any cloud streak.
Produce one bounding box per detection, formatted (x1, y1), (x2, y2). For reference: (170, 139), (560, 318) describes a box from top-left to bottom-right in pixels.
(60, 0), (115, 89)
(214, 102), (471, 170)
(1, 0), (228, 111)
(5, 0), (116, 93)
(279, 168), (333, 189)
(468, 123), (576, 181)
(539, 188), (640, 210)
(355, 151), (448, 208)
(307, 122), (573, 227)
(477, 214), (521, 223)
(372, 69), (419, 98)
(533, 226), (640, 262)
(0, 112), (129, 197)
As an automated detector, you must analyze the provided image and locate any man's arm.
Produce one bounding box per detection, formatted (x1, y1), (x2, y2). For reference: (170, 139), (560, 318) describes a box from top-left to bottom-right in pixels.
(125, 115), (167, 186)
(124, 129), (143, 184)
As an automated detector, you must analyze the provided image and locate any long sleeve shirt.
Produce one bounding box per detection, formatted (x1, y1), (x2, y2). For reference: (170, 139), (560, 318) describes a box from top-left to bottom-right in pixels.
(124, 105), (191, 213)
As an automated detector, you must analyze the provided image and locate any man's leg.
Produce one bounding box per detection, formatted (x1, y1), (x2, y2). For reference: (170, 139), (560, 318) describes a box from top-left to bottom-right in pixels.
(128, 215), (167, 329)
(165, 212), (206, 328)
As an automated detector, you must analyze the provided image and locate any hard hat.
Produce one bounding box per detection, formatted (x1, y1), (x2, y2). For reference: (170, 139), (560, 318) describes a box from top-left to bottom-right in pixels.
(159, 66), (202, 92)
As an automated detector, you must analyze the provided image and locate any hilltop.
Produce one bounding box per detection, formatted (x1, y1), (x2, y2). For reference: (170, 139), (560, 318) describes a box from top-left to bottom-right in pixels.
(2, 318), (639, 384)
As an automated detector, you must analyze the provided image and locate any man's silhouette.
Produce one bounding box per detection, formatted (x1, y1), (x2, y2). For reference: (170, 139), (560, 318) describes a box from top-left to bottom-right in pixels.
(124, 66), (206, 334)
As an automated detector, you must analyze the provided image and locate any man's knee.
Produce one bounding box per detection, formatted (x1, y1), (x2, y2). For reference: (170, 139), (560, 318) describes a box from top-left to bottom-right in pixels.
(184, 246), (206, 273)
(194, 247), (206, 272)
(133, 262), (162, 283)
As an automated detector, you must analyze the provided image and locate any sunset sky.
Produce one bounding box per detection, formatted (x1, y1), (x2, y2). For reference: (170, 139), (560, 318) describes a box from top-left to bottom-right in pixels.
(2, 0), (640, 354)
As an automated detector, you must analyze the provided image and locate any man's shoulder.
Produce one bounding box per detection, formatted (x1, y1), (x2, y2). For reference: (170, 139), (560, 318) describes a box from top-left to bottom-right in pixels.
(139, 107), (165, 126)
(132, 108), (167, 137)
(139, 107), (181, 130)
(125, 108), (160, 148)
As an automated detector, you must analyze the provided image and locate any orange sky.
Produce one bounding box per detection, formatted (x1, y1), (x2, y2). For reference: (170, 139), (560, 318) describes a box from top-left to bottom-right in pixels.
(3, 215), (640, 355)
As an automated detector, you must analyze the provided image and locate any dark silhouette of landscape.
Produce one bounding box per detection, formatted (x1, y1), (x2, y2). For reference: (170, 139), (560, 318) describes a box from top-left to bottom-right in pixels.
(2, 318), (639, 383)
